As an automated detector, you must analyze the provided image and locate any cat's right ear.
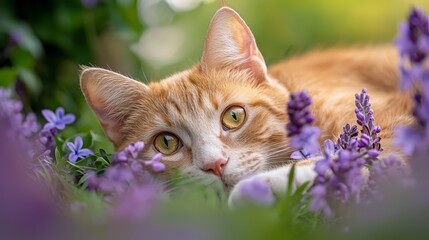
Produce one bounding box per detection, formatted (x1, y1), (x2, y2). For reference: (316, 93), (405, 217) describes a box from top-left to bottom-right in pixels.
(80, 66), (148, 146)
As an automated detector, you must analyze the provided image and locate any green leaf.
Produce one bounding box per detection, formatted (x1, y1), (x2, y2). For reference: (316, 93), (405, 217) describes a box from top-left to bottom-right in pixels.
(94, 157), (110, 169)
(11, 47), (34, 69)
(55, 147), (65, 166)
(287, 164), (296, 197)
(99, 148), (108, 159)
(0, 67), (17, 87)
(293, 181), (311, 198)
(17, 68), (42, 96)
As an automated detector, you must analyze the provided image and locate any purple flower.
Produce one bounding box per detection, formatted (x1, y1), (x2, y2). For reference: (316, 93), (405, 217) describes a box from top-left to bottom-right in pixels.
(395, 7), (429, 64)
(366, 155), (414, 203)
(396, 7), (429, 92)
(335, 124), (358, 151)
(290, 126), (320, 153)
(66, 136), (93, 162)
(114, 141), (145, 163)
(290, 147), (319, 160)
(286, 91), (314, 137)
(42, 107), (75, 131)
(286, 91), (321, 157)
(413, 91), (429, 129)
(144, 153), (166, 172)
(394, 126), (424, 155)
(324, 139), (336, 156)
(238, 177), (275, 205)
(310, 184), (332, 217)
(108, 184), (161, 220)
(394, 8), (429, 156)
(310, 149), (365, 218)
(354, 88), (382, 152)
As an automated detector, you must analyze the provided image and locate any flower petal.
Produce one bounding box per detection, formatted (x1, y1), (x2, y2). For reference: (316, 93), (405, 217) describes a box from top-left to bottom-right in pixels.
(78, 148), (94, 158)
(290, 151), (306, 160)
(56, 123), (66, 130)
(152, 162), (165, 172)
(41, 109), (56, 123)
(42, 123), (55, 131)
(66, 142), (76, 152)
(56, 107), (64, 119)
(74, 136), (83, 150)
(61, 114), (76, 125)
(151, 153), (163, 162)
(68, 152), (78, 162)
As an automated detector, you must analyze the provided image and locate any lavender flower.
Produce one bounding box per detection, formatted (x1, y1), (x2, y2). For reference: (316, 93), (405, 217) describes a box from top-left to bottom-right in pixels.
(42, 107), (75, 131)
(311, 89), (383, 217)
(144, 153), (166, 172)
(286, 91), (314, 137)
(286, 91), (321, 157)
(394, 7), (429, 155)
(114, 141), (145, 163)
(310, 150), (365, 218)
(396, 7), (429, 65)
(108, 184), (161, 220)
(237, 177), (275, 205)
(85, 141), (164, 220)
(66, 136), (93, 162)
(354, 88), (382, 152)
(365, 155), (414, 203)
(335, 124), (358, 151)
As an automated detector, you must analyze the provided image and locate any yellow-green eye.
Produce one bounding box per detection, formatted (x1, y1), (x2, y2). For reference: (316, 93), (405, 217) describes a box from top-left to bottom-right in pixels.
(154, 133), (180, 155)
(222, 106), (246, 130)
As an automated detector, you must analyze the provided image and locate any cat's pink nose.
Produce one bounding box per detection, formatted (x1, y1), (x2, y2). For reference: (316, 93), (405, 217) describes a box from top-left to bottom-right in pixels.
(202, 158), (228, 177)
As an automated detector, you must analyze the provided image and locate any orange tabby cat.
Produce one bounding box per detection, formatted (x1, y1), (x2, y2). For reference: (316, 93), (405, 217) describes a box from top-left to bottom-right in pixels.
(80, 7), (413, 204)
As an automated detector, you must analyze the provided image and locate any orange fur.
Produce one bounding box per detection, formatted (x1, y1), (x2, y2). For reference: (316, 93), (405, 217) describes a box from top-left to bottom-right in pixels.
(80, 7), (413, 189)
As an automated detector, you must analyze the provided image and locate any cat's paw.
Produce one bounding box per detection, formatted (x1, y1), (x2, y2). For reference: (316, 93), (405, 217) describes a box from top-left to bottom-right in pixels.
(227, 164), (316, 208)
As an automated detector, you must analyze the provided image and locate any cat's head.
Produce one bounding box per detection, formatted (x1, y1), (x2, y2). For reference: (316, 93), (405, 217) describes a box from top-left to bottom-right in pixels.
(80, 7), (291, 189)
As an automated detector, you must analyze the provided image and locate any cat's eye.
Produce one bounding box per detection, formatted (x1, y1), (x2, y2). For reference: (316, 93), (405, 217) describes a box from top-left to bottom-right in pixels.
(154, 133), (181, 155)
(222, 106), (246, 130)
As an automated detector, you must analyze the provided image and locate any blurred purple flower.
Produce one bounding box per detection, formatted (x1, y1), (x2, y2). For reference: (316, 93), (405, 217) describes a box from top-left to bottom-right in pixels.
(290, 147), (318, 160)
(42, 107), (75, 131)
(36, 128), (57, 158)
(238, 177), (275, 205)
(413, 91), (429, 129)
(66, 136), (93, 162)
(85, 141), (165, 221)
(324, 139), (336, 156)
(108, 184), (161, 221)
(290, 126), (320, 153)
(395, 7), (429, 64)
(394, 8), (429, 156)
(114, 141), (145, 163)
(144, 153), (166, 172)
(366, 155), (414, 203)
(311, 150), (365, 218)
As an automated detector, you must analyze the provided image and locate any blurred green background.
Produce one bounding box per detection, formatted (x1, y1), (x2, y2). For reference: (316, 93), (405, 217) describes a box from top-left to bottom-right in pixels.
(1, 0), (428, 150)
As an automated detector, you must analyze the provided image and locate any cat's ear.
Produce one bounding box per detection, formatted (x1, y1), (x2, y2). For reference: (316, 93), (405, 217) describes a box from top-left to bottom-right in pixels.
(80, 67), (148, 146)
(201, 7), (267, 82)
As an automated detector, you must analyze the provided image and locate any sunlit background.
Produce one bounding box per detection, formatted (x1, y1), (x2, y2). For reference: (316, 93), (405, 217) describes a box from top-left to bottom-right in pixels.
(1, 0), (429, 150)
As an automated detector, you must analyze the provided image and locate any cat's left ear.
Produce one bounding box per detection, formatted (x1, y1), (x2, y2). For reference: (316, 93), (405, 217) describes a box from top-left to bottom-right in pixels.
(201, 7), (267, 82)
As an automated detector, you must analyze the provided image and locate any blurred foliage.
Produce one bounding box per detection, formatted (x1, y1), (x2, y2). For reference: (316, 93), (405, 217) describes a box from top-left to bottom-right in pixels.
(1, 0), (429, 152)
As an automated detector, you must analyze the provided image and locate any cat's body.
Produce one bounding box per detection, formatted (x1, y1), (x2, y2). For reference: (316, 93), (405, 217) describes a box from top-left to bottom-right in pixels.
(80, 7), (413, 205)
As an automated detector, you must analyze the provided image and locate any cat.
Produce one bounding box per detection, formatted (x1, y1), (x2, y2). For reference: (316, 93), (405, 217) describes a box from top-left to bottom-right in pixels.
(80, 7), (413, 205)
